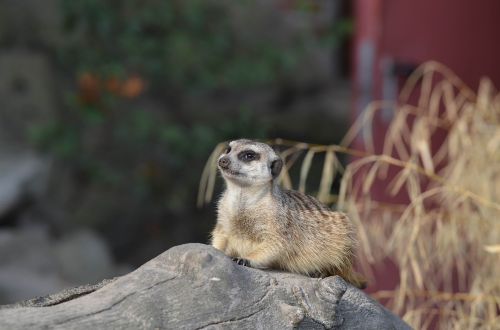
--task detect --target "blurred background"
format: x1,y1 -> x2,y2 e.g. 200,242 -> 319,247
0,0 -> 499,327
0,0 -> 353,303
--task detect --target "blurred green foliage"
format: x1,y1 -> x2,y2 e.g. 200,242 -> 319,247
28,0 -> 350,255
59,0 -> 313,90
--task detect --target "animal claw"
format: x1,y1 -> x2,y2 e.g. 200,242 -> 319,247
232,257 -> 251,267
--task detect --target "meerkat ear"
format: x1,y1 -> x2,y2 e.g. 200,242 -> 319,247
270,158 -> 283,179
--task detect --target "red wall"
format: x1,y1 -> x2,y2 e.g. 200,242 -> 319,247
381,0 -> 500,88
355,0 -> 500,102
353,0 -> 500,294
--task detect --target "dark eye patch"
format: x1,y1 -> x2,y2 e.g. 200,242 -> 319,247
225,146 -> 231,154
238,149 -> 260,162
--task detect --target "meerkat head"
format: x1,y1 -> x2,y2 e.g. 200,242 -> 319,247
217,139 -> 283,187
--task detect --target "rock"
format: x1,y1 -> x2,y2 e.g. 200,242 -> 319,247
0,151 -> 49,218
0,226 -> 70,303
54,230 -> 116,284
0,243 -> 410,329
0,0 -> 63,47
0,51 -> 57,144
0,227 -> 128,304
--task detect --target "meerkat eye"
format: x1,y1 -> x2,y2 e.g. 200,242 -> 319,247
225,146 -> 231,154
238,150 -> 259,162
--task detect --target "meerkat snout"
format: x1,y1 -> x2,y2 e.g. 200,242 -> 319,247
218,156 -> 230,169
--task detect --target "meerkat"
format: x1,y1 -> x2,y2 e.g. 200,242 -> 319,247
210,139 -> 366,289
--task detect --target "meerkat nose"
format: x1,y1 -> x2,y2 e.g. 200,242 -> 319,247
218,156 -> 231,169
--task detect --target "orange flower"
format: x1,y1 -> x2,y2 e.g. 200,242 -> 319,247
105,76 -> 121,95
78,72 -> 101,104
120,76 -> 145,99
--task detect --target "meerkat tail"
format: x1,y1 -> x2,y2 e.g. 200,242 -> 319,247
341,269 -> 367,289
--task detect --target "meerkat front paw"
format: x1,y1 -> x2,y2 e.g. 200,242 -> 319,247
232,257 -> 251,267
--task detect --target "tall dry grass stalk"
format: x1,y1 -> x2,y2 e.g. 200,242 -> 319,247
198,62 -> 500,329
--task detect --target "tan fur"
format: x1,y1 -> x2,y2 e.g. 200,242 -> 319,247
211,139 -> 366,289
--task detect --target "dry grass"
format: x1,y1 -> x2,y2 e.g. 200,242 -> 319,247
198,61 -> 500,329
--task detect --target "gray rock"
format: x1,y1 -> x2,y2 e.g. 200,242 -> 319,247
0,243 -> 411,329
54,230 -> 116,284
0,227 -> 127,304
0,0 -> 63,47
0,227 -> 70,303
0,51 -> 57,144
0,151 -> 49,217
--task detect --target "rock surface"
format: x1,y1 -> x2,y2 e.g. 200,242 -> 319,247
0,150 -> 49,217
0,227 -> 128,304
0,244 -> 410,329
